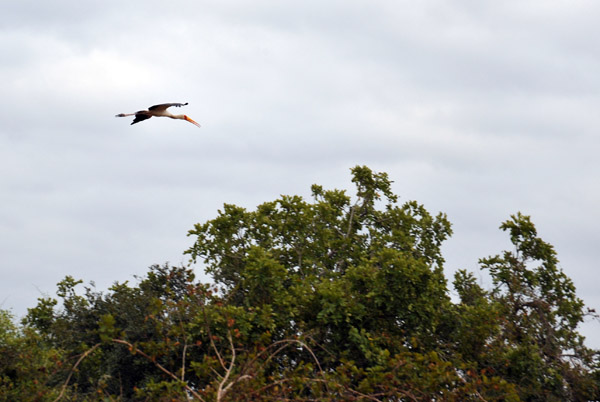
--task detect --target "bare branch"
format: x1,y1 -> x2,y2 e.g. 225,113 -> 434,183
217,331 -> 239,402
53,343 -> 101,402
181,342 -> 188,381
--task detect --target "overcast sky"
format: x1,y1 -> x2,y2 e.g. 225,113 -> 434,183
2,1 -> 599,347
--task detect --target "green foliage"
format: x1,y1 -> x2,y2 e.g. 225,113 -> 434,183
2,166 -> 598,401
477,213 -> 599,401
0,309 -> 63,400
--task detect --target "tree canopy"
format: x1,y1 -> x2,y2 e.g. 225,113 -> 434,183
2,166 -> 598,401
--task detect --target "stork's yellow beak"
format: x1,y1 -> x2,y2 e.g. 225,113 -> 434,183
184,115 -> 201,127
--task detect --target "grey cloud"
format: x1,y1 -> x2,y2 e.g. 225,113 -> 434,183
1,0 -> 599,347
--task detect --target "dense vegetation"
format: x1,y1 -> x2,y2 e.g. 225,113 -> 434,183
1,166 -> 598,401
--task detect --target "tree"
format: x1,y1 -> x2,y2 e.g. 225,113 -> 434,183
476,213 -> 599,401
186,166 -> 454,358
10,166 -> 598,401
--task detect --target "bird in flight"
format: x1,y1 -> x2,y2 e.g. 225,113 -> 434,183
116,103 -> 201,127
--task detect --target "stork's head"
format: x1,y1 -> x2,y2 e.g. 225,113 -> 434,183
184,115 -> 201,128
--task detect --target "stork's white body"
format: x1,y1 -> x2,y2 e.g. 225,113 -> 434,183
116,102 -> 200,127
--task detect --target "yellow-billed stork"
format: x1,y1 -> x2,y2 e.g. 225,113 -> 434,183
116,102 -> 200,127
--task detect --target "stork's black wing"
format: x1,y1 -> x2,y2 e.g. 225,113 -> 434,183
131,111 -> 152,125
148,103 -> 188,112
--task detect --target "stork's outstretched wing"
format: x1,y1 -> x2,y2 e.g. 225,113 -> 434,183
148,103 -> 189,112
